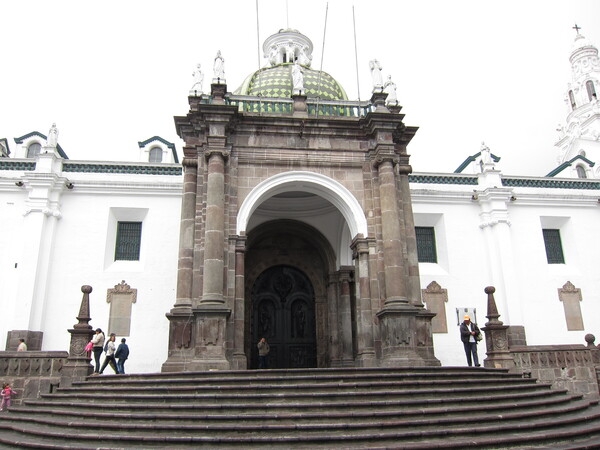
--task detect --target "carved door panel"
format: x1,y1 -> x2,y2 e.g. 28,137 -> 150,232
251,266 -> 316,369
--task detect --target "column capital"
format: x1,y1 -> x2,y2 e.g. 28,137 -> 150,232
204,148 -> 230,162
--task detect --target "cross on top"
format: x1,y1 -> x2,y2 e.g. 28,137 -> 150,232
573,23 -> 582,35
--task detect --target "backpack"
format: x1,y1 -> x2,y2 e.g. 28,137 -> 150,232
104,341 -> 109,352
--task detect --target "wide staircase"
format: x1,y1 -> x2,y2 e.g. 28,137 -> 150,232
1,367 -> 600,449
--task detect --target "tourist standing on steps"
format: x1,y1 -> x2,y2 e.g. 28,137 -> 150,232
460,315 -> 481,367
257,337 -> 270,369
115,338 -> 130,374
99,333 -> 118,374
90,328 -> 105,374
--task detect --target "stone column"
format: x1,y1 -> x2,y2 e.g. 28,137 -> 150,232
373,153 -> 436,366
231,236 -> 247,369
351,236 -> 376,366
174,157 -> 198,311
201,150 -> 227,305
61,285 -> 95,387
376,157 -> 408,305
189,148 -> 231,370
162,157 -> 197,372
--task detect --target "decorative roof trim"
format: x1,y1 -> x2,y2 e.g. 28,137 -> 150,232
14,131 -> 68,159
545,154 -> 595,177
0,160 -> 36,171
409,174 -> 478,185
501,177 -> 600,189
63,162 -> 182,176
137,136 -> 179,164
454,151 -> 501,173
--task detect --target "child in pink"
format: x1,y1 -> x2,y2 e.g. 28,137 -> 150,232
0,383 -> 15,411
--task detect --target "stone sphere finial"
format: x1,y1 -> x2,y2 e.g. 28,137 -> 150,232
484,286 -> 495,294
585,333 -> 596,346
81,285 -> 93,294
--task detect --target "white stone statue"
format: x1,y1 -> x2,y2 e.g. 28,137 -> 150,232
480,142 -> 492,165
213,50 -> 225,82
383,75 -> 398,105
191,63 -> 204,94
46,123 -> 58,148
292,62 -> 304,95
369,59 -> 383,91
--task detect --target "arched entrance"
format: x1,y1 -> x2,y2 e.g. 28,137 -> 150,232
250,265 -> 317,369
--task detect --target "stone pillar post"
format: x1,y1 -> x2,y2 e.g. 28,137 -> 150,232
231,236 -> 247,369
351,236 -> 376,366
481,286 -> 515,370
61,285 -> 95,387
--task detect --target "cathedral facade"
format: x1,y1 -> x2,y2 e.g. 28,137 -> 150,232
1,28 -> 599,373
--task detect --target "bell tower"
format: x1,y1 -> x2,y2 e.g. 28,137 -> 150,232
554,25 -> 600,178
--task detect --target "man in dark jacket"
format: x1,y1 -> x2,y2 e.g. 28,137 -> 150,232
459,315 -> 481,367
115,338 -> 130,374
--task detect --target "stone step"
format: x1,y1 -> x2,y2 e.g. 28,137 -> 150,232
1,403 -> 600,449
1,367 -> 599,448
9,392 -> 585,424
24,387 -> 576,414
75,366 -> 516,385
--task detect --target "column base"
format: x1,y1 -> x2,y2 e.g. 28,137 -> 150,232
376,304 -> 440,367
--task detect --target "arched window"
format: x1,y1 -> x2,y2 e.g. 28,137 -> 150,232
149,147 -> 163,163
576,165 -> 587,178
586,80 -> 597,102
27,143 -> 41,158
568,90 -> 576,110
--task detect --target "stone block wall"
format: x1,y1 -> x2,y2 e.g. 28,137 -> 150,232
0,351 -> 68,405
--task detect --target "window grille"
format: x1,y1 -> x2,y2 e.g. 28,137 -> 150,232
415,226 -> 437,263
115,221 -> 142,261
542,229 -> 565,264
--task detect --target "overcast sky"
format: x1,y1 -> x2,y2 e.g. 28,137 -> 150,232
2,0 -> 599,175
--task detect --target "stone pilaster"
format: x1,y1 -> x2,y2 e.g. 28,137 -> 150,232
351,236 -> 376,367
339,268 -> 355,367
231,236 -> 247,369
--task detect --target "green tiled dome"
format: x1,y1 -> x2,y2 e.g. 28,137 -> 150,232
235,63 -> 348,101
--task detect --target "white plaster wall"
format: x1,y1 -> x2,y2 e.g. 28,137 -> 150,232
413,183 -> 600,367
0,168 -> 182,373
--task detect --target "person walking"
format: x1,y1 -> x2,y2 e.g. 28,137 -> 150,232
0,383 -> 16,411
99,333 -> 118,374
90,328 -> 105,374
460,315 -> 481,367
257,337 -> 270,369
115,338 -> 130,374
17,339 -> 27,352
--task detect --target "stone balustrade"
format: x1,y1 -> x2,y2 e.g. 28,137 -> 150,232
0,351 -> 68,405
510,344 -> 599,399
